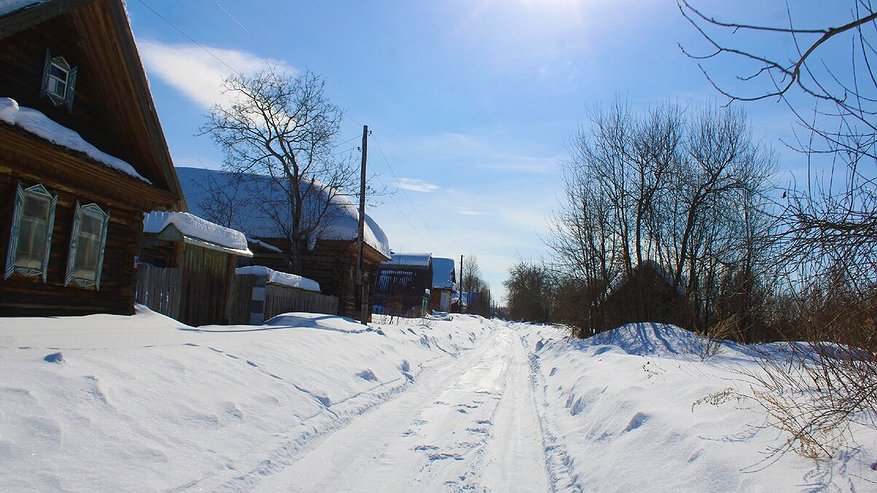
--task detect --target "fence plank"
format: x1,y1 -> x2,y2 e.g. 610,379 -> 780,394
135,264 -> 181,320
229,274 -> 339,324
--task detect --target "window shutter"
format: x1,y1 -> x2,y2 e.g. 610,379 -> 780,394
3,184 -> 25,280
39,49 -> 51,99
64,201 -> 82,287
65,66 -> 77,112
93,208 -> 109,290
42,192 -> 58,282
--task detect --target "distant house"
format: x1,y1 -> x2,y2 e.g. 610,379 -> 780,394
599,260 -> 689,331
429,257 -> 456,313
374,253 -> 432,317
0,0 -> 184,316
175,167 -> 391,320
139,211 -> 252,326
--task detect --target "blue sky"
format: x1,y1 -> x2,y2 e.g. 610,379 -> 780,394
125,0 -> 835,303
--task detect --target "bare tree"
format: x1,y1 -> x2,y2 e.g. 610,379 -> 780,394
200,68 -> 357,273
679,0 -> 877,291
550,100 -> 774,335
504,261 -> 554,323
680,0 -> 877,459
460,256 -> 492,316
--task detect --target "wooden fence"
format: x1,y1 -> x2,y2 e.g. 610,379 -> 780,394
227,274 -> 339,324
135,264 -> 182,320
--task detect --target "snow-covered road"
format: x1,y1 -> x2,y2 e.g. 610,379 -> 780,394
260,320 -> 549,492
5,310 -> 874,492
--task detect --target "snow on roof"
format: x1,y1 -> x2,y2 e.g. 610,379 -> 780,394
384,253 -> 431,267
143,211 -> 252,257
235,265 -> 320,293
0,0 -> 45,17
246,236 -> 283,254
0,97 -> 150,183
431,257 -> 456,289
175,167 -> 391,258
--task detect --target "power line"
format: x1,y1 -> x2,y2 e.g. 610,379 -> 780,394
372,174 -> 434,247
136,0 -> 241,75
370,135 -> 453,254
211,0 -> 271,52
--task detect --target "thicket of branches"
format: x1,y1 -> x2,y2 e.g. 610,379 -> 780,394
535,101 -> 777,339
460,256 -> 492,317
675,0 -> 877,460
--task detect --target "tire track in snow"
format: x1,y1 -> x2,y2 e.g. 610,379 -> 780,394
526,330 -> 586,493
252,323 -> 548,492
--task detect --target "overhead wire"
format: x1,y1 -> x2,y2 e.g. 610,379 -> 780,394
370,135 -> 453,254
136,0 -> 241,75
136,2 -> 448,255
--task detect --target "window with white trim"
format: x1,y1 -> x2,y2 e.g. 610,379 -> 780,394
65,202 -> 109,289
4,183 -> 57,281
40,49 -> 78,111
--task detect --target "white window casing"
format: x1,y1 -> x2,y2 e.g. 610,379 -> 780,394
4,183 -> 57,282
40,49 -> 77,112
65,202 -> 109,289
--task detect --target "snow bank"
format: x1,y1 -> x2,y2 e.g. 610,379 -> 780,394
0,308 -> 489,491
584,322 -> 707,356
0,97 -> 149,183
521,322 -> 877,492
235,265 -> 320,293
143,211 -> 252,256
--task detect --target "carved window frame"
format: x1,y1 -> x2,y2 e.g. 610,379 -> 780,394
64,202 -> 109,289
4,183 -> 57,282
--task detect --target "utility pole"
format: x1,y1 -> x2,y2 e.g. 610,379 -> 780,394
356,125 -> 368,323
459,254 -> 464,314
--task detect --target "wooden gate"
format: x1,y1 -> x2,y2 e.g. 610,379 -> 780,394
134,263 -> 181,319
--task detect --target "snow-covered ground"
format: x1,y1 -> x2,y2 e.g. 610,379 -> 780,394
1,310 -> 874,492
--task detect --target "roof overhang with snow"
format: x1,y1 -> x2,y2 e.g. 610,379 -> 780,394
384,253 -> 432,268
144,211 -> 253,258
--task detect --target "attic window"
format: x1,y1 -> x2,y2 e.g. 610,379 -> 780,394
40,50 -> 78,111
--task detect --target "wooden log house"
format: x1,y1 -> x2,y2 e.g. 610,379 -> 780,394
0,0 -> 184,315
175,166 -> 392,321
374,253 -> 433,317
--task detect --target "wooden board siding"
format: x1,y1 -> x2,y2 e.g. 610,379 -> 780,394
0,0 -> 182,196
0,175 -> 143,316
374,265 -> 432,316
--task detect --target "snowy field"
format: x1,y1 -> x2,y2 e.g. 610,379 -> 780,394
1,308 -> 875,492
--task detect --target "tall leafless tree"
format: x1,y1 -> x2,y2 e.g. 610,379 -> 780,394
680,0 -> 877,458
200,67 -> 357,273
550,100 -> 774,334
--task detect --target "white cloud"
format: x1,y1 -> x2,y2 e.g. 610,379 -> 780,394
137,39 -> 293,109
396,178 -> 439,193
385,131 -> 560,175
454,206 -> 488,216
